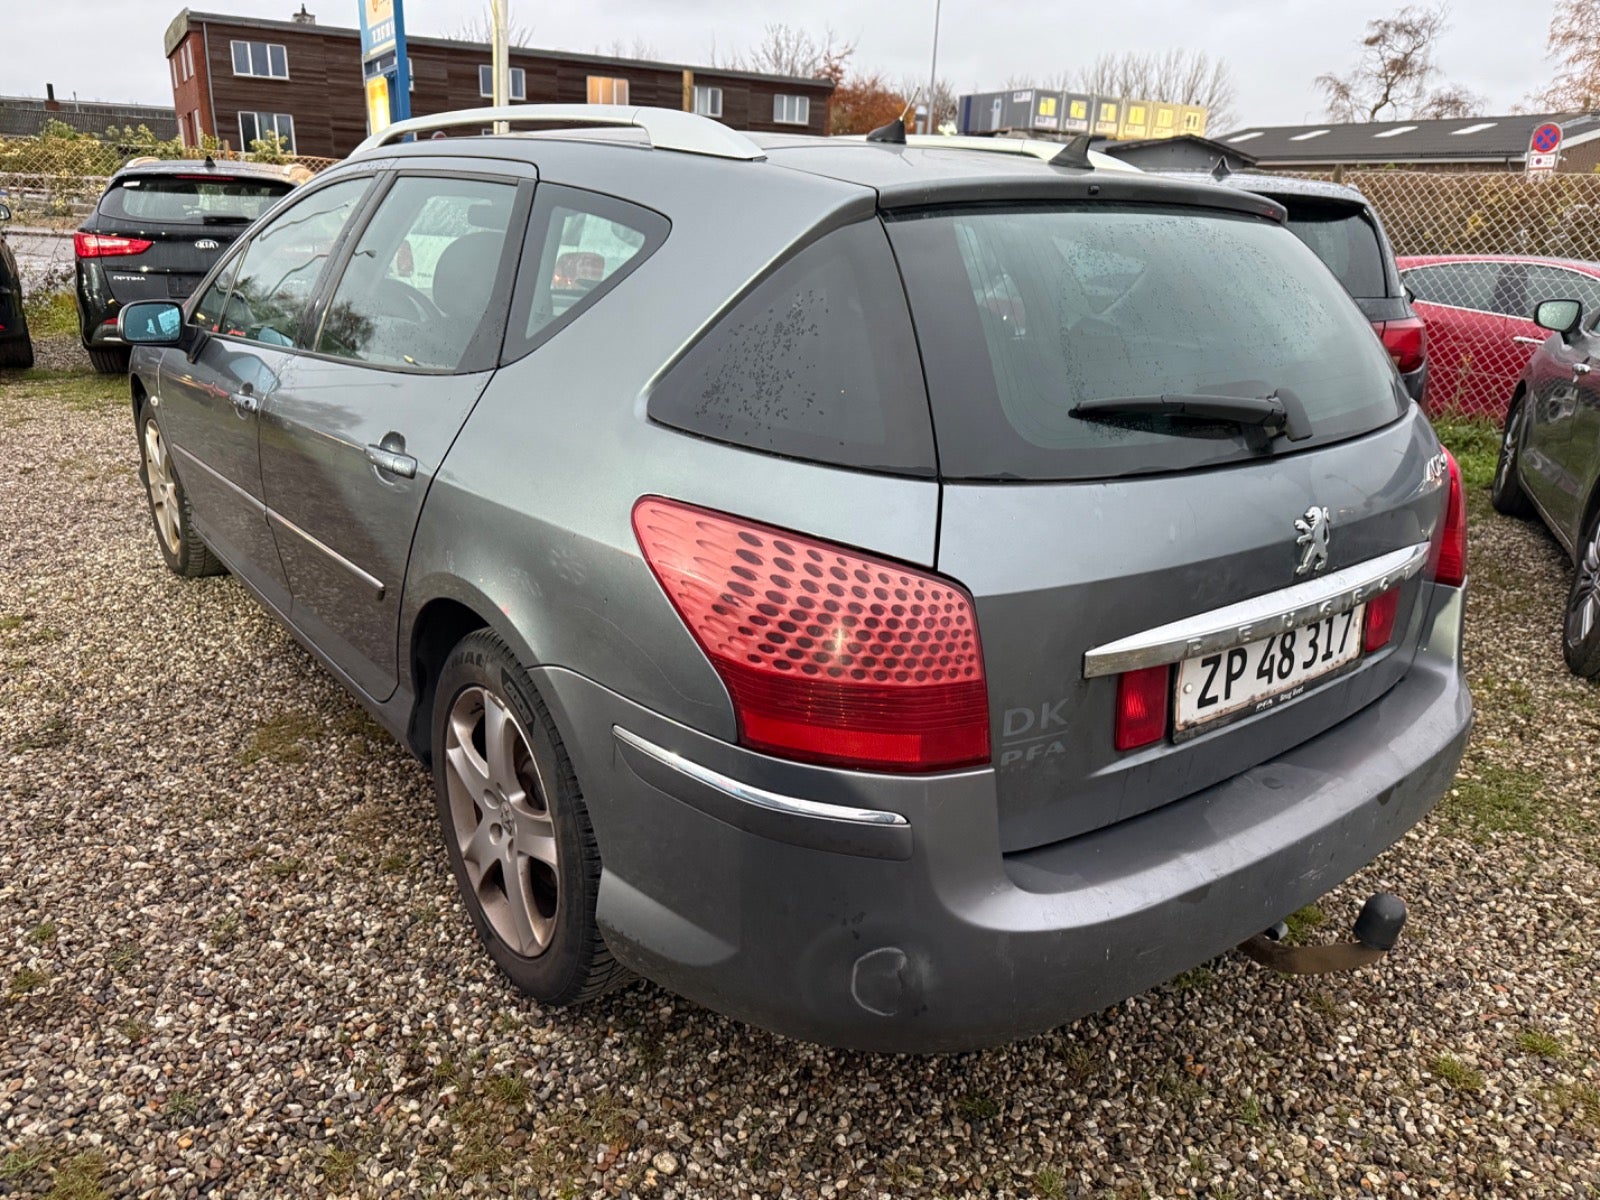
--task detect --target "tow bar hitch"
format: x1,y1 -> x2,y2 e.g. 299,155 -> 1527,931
1238,892 -> 1407,975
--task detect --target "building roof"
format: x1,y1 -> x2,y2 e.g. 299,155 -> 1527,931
164,9 -> 836,91
0,95 -> 177,140
1215,113 -> 1600,165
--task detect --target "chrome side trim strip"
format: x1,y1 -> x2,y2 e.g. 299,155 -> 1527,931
1083,541 -> 1432,678
612,726 -> 910,828
266,510 -> 386,602
169,443 -> 265,515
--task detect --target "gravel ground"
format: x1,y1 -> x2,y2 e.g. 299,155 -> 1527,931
1,372 -> 1598,1200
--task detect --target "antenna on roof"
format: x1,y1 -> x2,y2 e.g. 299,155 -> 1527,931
1211,156 -> 1232,181
1046,134 -> 1093,170
866,90 -> 918,145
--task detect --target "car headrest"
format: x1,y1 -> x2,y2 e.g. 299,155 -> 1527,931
431,232 -> 503,319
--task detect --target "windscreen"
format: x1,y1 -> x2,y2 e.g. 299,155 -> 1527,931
100,176 -> 292,224
887,204 -> 1405,481
1281,200 -> 1388,298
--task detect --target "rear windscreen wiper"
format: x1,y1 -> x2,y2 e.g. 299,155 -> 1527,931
1070,390 -> 1313,444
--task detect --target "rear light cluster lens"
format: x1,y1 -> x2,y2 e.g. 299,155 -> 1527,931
1114,665 -> 1171,751
1363,588 -> 1401,652
632,497 -> 990,772
74,232 -> 153,258
1375,317 -> 1427,374
1429,448 -> 1468,587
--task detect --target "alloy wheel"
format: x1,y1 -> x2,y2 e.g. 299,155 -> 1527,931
1495,404 -> 1521,498
1569,526 -> 1600,648
443,685 -> 560,957
143,419 -> 181,555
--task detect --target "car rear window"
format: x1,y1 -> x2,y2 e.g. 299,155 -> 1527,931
1279,200 -> 1387,298
886,203 -> 1405,482
646,220 -> 936,477
100,175 -> 292,225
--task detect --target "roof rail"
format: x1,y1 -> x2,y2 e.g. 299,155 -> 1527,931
352,104 -> 766,161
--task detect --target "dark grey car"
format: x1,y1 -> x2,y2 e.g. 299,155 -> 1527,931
1492,296 -> 1600,677
116,107 -> 1472,1052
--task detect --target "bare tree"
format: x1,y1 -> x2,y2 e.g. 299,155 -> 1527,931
1316,4 -> 1480,122
714,24 -> 853,84
1534,0 -> 1600,111
597,37 -> 658,60
1070,50 -> 1237,132
895,76 -> 957,133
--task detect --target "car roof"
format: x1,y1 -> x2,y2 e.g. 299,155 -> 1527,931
109,157 -> 304,185
359,127 -> 1289,221
1396,253 -> 1600,275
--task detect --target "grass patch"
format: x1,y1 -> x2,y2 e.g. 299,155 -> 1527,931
1429,1053 -> 1485,1093
954,1090 -> 1000,1122
1516,1028 -> 1566,1060
1284,904 -> 1327,943
23,289 -> 79,338
1472,671 -> 1539,722
1236,1094 -> 1263,1127
117,1017 -> 151,1042
450,1102 -> 515,1177
27,921 -> 57,944
1548,1082 -> 1600,1131
43,1151 -> 107,1200
8,968 -> 48,996
1032,1167 -> 1068,1199
166,1090 -> 199,1121
1432,417 -> 1499,491
1,1143 -> 48,1182
487,1074 -> 530,1108
108,944 -> 141,974
1169,965 -> 1214,991
1443,761 -> 1545,839
210,912 -> 241,947
240,709 -> 321,766
264,857 -> 302,880
11,714 -> 70,753
0,614 -> 29,633
323,1146 -> 359,1189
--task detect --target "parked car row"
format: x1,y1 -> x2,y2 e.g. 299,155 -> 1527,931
113,108 -> 1472,1051
0,201 -> 34,369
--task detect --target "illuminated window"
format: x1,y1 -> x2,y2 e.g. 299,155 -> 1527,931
587,76 -> 630,105
1099,102 -> 1118,123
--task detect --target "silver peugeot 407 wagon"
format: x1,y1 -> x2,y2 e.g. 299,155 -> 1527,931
116,106 -> 1473,1052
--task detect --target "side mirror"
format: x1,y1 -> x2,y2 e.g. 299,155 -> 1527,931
0,202 -> 11,221
1534,298 -> 1582,337
117,300 -> 185,345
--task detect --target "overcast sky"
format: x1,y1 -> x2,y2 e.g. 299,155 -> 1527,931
0,0 -> 1556,131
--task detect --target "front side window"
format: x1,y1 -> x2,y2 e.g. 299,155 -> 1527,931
315,176 -> 519,372
231,40 -> 288,78
647,220 -> 936,475
587,76 -> 629,105
191,254 -> 243,332
888,203 -> 1403,481
505,184 -> 668,358
773,94 -> 810,125
215,177 -> 370,347
238,112 -> 296,154
1523,264 -> 1600,321
478,65 -> 526,100
693,86 -> 723,118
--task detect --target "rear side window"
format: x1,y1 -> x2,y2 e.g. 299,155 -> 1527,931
887,204 -> 1403,482
646,220 -> 936,477
1402,262 -> 1501,313
1280,201 -> 1387,298
504,184 -> 668,359
100,175 -> 291,225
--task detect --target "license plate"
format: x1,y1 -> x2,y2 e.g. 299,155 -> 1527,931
1173,605 -> 1365,736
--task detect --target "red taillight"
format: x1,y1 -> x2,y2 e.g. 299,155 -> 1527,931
1429,448 -> 1468,587
75,232 -> 153,258
1363,588 -> 1401,652
1376,317 -> 1427,374
632,497 -> 990,772
1114,664 -> 1170,752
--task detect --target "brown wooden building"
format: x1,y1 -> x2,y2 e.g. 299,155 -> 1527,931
162,8 -> 835,160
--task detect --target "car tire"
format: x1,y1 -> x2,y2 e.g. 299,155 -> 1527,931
1490,395 -> 1535,518
88,346 -> 129,374
137,405 -> 223,578
0,335 -> 32,370
431,629 -> 629,1006
1563,508 -> 1600,679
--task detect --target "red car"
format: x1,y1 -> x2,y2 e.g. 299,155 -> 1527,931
1398,253 -> 1600,421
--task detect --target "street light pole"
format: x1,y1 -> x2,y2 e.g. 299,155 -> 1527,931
925,0 -> 942,134
491,0 -> 510,132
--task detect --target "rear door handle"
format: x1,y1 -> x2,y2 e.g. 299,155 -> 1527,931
365,444 -> 417,478
231,382 -> 258,415
1512,336 -> 1543,346
1574,362 -> 1592,376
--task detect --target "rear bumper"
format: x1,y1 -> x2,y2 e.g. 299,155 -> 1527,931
537,583 -> 1470,1053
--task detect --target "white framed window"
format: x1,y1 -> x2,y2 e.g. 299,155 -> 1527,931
171,57 -> 180,89
231,40 -> 289,79
478,65 -> 526,100
587,76 -> 629,105
773,94 -> 810,126
693,85 -> 723,118
238,111 -> 296,154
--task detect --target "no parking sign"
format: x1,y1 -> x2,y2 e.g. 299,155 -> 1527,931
1528,122 -> 1562,176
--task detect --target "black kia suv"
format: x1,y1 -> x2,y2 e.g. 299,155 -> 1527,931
75,158 -> 299,373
